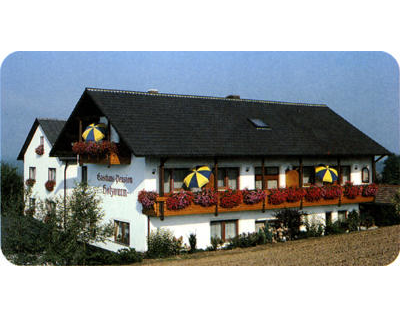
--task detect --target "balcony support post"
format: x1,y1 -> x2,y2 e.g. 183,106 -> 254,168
159,157 -> 166,221
262,157 -> 265,212
214,157 -> 218,217
299,157 -> 303,210
372,155 -> 376,183
337,157 -> 342,206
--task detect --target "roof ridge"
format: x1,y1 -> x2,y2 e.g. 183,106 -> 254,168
37,117 -> 67,122
85,87 -> 327,107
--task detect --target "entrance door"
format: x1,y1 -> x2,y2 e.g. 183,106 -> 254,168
285,170 -> 299,188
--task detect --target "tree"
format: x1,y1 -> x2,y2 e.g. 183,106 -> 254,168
1,162 -> 24,217
381,155 -> 400,184
37,183 -> 114,265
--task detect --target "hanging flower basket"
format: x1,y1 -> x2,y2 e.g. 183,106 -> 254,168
362,183 -> 378,197
45,180 -> 56,192
138,190 -> 159,210
35,144 -> 44,155
25,178 -> 36,187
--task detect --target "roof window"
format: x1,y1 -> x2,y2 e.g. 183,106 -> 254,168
248,118 -> 271,130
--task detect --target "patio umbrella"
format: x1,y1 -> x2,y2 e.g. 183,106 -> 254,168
183,166 -> 212,188
315,165 -> 338,183
82,123 -> 106,142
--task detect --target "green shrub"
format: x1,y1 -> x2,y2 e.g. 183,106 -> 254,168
116,248 -> 143,264
209,236 -> 223,251
147,229 -> 183,258
274,209 -> 304,240
324,221 -> 346,235
188,233 -> 197,253
346,211 -> 361,232
302,220 -> 324,238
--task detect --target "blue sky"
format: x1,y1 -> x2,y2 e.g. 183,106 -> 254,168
1,51 -> 399,165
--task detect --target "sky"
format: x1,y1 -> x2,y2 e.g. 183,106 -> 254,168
1,51 -> 399,166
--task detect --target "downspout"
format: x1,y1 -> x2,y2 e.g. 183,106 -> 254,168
64,160 -> 69,229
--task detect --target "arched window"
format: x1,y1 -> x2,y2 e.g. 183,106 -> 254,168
362,167 -> 370,183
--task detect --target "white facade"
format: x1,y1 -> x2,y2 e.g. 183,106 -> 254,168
23,124 -> 373,253
23,125 -> 78,204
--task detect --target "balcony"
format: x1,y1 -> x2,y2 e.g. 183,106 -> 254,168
73,141 -> 131,165
141,190 -> 375,218
78,152 -> 131,165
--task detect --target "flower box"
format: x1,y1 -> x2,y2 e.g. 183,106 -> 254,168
25,178 -> 36,187
45,180 -> 56,192
35,144 -> 44,155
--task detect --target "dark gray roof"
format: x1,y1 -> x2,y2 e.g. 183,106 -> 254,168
374,185 -> 400,204
50,88 -> 391,158
17,118 -> 66,160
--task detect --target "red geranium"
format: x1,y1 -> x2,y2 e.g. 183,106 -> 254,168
304,185 -> 324,202
194,188 -> 218,207
362,183 -> 378,197
242,189 -> 267,204
45,180 -> 56,192
25,178 -> 36,187
285,187 -> 306,203
219,189 -> 242,208
166,190 -> 194,210
35,144 -> 44,155
343,181 -> 361,199
323,185 -> 342,200
138,190 -> 159,209
268,189 -> 287,205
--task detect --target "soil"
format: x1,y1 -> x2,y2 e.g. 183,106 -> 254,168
135,225 -> 400,266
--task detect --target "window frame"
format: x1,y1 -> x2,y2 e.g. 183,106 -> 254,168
40,136 -> 44,146
48,168 -> 56,182
255,166 -> 280,189
361,167 -> 370,183
164,168 -> 189,193
215,167 -> 240,191
114,220 -> 130,246
325,211 -> 332,224
210,219 -> 239,242
338,210 -> 348,221
29,166 -> 36,180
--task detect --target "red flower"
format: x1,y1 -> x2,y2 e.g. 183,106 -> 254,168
35,144 -> 44,155
323,185 -> 342,200
138,190 -> 159,209
362,183 -> 378,197
25,178 -> 36,187
343,181 -> 361,199
45,180 -> 56,192
304,185 -> 324,202
72,141 -> 118,156
268,189 -> 287,205
166,190 -> 194,210
219,189 -> 242,208
285,187 -> 306,202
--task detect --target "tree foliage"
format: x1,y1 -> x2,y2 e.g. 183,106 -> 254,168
382,155 -> 400,184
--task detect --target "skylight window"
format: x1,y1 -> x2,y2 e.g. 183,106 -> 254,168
248,118 -> 270,130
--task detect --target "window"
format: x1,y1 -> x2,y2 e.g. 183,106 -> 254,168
338,210 -> 347,222
255,167 -> 279,189
362,167 -> 370,183
48,168 -> 56,182
114,220 -> 130,246
216,167 -> 239,190
46,200 -> 56,212
164,168 -> 188,193
302,166 -> 315,186
210,220 -> 238,242
81,166 -> 87,184
325,212 -> 332,224
341,166 -> 351,184
255,220 -> 266,232
248,118 -> 270,129
29,167 -> 36,180
40,136 -> 44,146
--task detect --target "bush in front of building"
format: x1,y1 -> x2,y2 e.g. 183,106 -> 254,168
146,228 -> 183,258
274,208 -> 304,240
188,233 -> 197,253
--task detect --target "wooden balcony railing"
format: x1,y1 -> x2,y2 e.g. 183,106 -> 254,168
141,191 -> 375,218
78,152 -> 131,165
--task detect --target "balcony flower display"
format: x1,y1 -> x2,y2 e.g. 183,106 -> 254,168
343,181 -> 361,199
72,141 -> 118,156
268,189 -> 287,205
45,180 -> 56,192
219,189 -> 242,208
362,183 -> 378,197
304,185 -> 324,202
138,190 -> 159,209
35,144 -> 44,155
193,188 -> 218,207
242,189 -> 267,204
323,185 -> 342,200
285,187 -> 306,203
166,190 -> 194,210
25,178 -> 36,187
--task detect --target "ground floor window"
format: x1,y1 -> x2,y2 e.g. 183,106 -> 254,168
48,168 -> 56,182
325,211 -> 332,224
114,220 -> 130,246
255,220 -> 267,232
338,210 -> 347,222
81,166 -> 87,184
210,220 -> 238,241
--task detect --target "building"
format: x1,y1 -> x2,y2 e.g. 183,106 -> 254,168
17,118 -> 78,211
19,88 -> 391,252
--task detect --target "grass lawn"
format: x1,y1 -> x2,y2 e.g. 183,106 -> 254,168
134,224 -> 400,266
